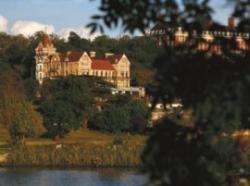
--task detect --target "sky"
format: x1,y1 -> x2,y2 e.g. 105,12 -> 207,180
0,0 -> 234,39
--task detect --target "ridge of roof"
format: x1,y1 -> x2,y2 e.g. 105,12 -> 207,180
59,51 -> 84,62
91,59 -> 115,71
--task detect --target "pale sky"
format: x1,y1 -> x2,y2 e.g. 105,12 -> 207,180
0,0 -> 234,39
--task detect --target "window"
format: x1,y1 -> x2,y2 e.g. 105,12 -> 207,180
39,73 -> 42,80
121,72 -> 124,77
126,72 -> 129,77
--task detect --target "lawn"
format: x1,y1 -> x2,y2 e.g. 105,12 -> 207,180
0,126 -> 146,146
25,128 -> 146,147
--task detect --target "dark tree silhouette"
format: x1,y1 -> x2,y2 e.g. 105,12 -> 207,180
89,0 -> 250,185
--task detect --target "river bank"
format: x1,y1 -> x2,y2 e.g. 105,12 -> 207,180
0,143 -> 143,168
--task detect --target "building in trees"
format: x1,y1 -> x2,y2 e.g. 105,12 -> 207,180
35,34 -> 131,88
150,17 -> 249,53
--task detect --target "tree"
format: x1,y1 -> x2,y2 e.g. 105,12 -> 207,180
126,99 -> 150,134
89,96 -> 150,134
68,31 -> 92,50
10,102 -> 45,144
89,105 -> 130,133
142,119 -> 235,186
231,0 -> 250,31
40,76 -> 94,137
89,0 -> 250,185
40,100 -> 76,137
0,71 -> 26,127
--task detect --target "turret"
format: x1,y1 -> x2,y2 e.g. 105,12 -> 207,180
35,34 -> 56,84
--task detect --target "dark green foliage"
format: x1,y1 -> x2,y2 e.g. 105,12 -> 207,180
40,100 -> 76,137
127,100 -> 150,134
68,31 -> 92,51
0,61 -> 11,72
87,0 -> 179,33
142,119 -> 235,186
89,0 -> 250,185
230,0 -> 250,31
89,96 -> 150,134
91,105 -> 131,133
23,78 -> 39,101
40,76 -> 93,137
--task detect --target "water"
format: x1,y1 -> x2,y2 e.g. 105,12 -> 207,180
0,168 -> 147,186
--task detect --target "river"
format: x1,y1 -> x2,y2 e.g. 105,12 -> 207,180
0,168 -> 147,186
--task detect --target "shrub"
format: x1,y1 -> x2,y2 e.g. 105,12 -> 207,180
89,98 -> 150,134
10,102 -> 46,143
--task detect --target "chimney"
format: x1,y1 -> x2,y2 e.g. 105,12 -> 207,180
89,51 -> 96,58
105,52 -> 114,58
228,16 -> 236,29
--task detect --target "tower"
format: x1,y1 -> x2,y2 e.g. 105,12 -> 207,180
35,34 -> 56,84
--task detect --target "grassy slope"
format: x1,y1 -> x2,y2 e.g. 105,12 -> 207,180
0,127 -> 146,147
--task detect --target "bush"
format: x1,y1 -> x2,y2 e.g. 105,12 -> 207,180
90,105 -> 131,133
89,97 -> 150,134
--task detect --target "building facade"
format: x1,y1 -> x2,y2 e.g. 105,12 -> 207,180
35,35 -> 130,88
150,17 -> 249,54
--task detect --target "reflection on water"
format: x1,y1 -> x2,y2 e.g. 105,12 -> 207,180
0,167 -> 147,186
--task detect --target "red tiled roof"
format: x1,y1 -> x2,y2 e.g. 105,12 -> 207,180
106,54 -> 123,63
42,34 -> 52,46
91,59 -> 115,70
59,51 -> 84,62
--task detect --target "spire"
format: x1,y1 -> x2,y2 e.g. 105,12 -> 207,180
41,34 -> 52,47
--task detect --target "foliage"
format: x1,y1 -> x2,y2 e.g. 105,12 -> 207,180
90,105 -> 131,133
127,99 -> 150,134
40,76 -> 93,137
89,96 -> 150,134
0,71 -> 44,138
0,71 -> 45,142
10,102 -> 45,143
40,100 -> 76,138
142,119 -> 235,186
23,77 -> 39,101
231,0 -> 250,31
89,0 -> 250,185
